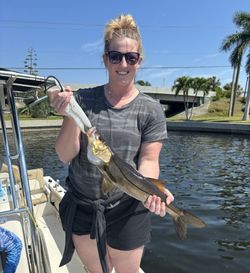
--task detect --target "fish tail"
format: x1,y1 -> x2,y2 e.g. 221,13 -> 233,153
173,210 -> 206,240
182,209 -> 206,228
173,215 -> 187,240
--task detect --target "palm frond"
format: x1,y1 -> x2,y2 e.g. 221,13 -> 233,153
229,45 -> 243,66
234,11 -> 250,30
220,33 -> 242,51
172,76 -> 191,95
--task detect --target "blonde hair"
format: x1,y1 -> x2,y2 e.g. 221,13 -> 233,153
104,14 -> 143,57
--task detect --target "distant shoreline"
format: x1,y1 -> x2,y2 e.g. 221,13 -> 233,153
1,119 -> 250,135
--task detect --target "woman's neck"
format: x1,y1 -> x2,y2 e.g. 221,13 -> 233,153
104,83 -> 139,108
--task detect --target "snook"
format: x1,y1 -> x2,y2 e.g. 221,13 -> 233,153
86,128 -> 206,240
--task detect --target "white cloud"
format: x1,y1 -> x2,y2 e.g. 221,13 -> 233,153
192,52 -> 219,63
81,39 -> 103,54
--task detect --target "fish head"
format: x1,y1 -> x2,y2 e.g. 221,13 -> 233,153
86,127 -> 112,166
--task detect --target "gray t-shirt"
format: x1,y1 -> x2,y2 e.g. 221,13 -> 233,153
67,85 -> 167,200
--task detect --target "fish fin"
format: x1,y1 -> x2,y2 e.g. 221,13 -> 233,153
102,176 -> 117,194
173,210 -> 206,240
173,216 -> 187,240
146,177 -> 166,192
182,209 -> 206,228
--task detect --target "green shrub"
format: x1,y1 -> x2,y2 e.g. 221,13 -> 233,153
212,87 -> 226,101
29,97 -> 52,118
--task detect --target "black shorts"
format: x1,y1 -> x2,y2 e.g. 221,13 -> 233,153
59,193 -> 151,251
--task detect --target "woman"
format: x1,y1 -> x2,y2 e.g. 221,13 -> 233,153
50,14 -> 174,273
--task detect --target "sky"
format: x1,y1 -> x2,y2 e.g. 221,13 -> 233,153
1,0 -> 249,90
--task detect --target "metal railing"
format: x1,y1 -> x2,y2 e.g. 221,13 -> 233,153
0,70 -> 55,273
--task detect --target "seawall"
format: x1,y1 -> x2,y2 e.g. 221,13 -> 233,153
167,120 -> 250,135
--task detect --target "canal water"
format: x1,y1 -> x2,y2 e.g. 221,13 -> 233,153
1,129 -> 250,273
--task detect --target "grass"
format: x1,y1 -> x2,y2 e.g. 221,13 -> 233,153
3,114 -> 63,121
168,98 -> 250,123
19,115 -> 63,120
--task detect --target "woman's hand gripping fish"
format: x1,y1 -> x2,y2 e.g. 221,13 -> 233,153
63,94 -> 206,240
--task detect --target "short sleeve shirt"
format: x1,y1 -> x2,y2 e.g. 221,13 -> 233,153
67,85 -> 167,200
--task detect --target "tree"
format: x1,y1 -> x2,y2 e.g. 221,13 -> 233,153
242,75 -> 250,120
135,80 -> 151,86
172,76 -> 192,120
208,76 -> 221,90
223,82 -> 243,98
172,76 -> 215,120
24,48 -> 38,75
221,11 -> 250,119
188,77 -> 207,119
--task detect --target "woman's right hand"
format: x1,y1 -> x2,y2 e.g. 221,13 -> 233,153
48,86 -> 73,115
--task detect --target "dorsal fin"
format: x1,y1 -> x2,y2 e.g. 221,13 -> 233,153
146,177 -> 166,192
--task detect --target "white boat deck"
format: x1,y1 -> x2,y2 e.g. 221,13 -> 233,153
0,173 -> 145,273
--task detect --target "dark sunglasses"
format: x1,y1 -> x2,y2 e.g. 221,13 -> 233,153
106,51 -> 140,65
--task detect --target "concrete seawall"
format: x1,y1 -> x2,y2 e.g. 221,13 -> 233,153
167,120 -> 250,135
1,119 -> 250,135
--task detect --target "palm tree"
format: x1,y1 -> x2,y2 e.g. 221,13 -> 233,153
172,76 -> 192,120
172,76 -> 217,120
221,11 -> 250,119
242,72 -> 250,120
135,80 -> 151,86
188,77 -> 207,119
208,76 -> 221,90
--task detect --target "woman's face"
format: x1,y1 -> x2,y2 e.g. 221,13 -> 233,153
104,37 -> 142,87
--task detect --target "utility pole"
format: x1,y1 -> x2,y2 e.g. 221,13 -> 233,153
24,48 -> 38,75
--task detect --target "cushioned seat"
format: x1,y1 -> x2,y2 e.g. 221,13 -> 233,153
1,163 -> 48,206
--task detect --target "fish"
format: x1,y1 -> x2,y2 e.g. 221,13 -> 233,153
86,127 -> 206,240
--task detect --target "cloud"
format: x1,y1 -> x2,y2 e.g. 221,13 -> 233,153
206,53 -> 219,58
147,69 -> 179,79
138,64 -> 179,80
217,68 -> 232,77
81,39 -> 103,54
192,52 -> 219,63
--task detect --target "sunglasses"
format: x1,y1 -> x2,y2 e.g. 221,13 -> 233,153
106,51 -> 140,65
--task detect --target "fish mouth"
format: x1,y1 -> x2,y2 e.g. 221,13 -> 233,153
86,127 -> 112,165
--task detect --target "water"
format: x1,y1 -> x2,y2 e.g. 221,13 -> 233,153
1,130 -> 250,273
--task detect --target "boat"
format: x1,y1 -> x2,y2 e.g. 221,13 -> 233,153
0,69 -> 145,273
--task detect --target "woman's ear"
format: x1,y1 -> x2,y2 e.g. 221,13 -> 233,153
136,57 -> 143,69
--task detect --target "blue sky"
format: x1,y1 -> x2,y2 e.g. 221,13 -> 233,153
1,0 -> 249,89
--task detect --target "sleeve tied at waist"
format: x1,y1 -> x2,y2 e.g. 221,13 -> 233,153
60,192 -> 117,273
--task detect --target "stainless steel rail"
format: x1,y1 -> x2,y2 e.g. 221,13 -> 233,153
0,69 -> 55,273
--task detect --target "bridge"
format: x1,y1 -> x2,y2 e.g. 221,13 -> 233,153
67,83 -> 216,116
136,85 -> 215,115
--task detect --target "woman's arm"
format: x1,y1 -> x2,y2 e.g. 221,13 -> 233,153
138,141 -> 174,217
49,87 -> 81,164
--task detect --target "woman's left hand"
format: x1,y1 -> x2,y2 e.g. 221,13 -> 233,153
143,188 -> 174,217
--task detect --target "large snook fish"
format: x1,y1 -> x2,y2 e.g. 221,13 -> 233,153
86,128 -> 206,240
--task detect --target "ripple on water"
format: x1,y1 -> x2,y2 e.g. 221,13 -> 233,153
1,130 -> 250,273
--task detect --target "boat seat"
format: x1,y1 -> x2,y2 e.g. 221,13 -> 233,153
26,168 -> 48,205
1,163 -> 48,206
